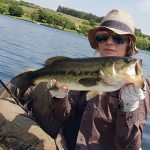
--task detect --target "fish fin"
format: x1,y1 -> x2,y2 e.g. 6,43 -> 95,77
79,78 -> 98,87
10,71 -> 34,88
86,90 -> 99,101
44,56 -> 72,66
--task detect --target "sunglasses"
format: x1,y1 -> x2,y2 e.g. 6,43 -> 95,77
95,30 -> 128,44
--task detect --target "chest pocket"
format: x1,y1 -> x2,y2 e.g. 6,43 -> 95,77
96,93 -> 121,120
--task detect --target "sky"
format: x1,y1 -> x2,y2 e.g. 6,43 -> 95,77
24,0 -> 150,35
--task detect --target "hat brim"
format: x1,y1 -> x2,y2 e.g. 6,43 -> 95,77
88,26 -> 138,55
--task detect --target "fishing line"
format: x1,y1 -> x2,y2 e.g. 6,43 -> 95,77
0,79 -> 24,108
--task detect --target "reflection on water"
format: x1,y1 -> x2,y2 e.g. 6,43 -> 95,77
0,15 -> 150,149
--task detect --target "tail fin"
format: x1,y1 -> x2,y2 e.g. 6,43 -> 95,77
10,71 -> 34,88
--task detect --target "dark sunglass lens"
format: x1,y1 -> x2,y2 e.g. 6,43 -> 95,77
113,35 -> 127,44
96,31 -> 109,43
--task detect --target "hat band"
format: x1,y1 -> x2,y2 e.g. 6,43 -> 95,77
101,20 -> 134,34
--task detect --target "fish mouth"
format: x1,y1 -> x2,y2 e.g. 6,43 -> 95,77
135,59 -> 142,75
124,57 -> 142,75
134,59 -> 144,88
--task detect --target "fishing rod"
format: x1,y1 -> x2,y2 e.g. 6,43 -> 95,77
0,79 -> 24,108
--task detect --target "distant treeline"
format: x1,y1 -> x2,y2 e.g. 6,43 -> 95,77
135,29 -> 150,50
0,0 -> 39,8
57,5 -> 150,51
57,5 -> 103,23
0,0 -> 150,51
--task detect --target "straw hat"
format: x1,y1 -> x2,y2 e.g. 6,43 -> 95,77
88,9 -> 138,55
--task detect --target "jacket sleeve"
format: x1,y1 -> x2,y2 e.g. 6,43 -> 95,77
26,82 -> 87,138
44,90 -> 88,122
145,78 -> 150,110
114,78 -> 150,150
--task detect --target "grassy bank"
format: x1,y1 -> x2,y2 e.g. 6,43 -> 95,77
0,0 -> 150,51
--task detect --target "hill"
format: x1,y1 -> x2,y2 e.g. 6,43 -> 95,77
0,0 -> 150,51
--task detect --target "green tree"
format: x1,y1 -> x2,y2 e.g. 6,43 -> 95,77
46,13 -> 54,24
79,25 -> 92,35
137,37 -> 150,50
0,0 -> 5,3
57,5 -> 62,12
30,11 -> 39,21
57,6 -> 102,23
0,3 -> 8,14
8,2 -> 23,17
62,17 -> 76,30
37,9 -> 48,23
135,28 -> 143,37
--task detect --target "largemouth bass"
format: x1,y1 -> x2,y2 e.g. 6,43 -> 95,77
11,56 -> 143,92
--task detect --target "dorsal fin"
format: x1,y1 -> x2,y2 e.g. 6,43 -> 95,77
44,56 -> 72,66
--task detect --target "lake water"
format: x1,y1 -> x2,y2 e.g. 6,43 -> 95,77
0,14 -> 150,149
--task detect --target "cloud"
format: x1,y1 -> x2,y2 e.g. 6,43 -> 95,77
138,0 -> 150,12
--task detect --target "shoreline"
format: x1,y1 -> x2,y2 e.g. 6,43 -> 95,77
1,14 -> 149,52
4,14 -> 84,36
